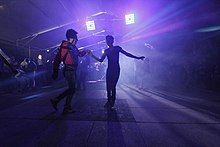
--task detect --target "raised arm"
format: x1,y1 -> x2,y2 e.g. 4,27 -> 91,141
120,47 -> 145,60
78,49 -> 87,57
90,51 -> 106,62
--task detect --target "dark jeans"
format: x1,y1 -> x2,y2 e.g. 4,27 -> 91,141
76,71 -> 87,90
54,70 -> 76,110
106,67 -> 120,107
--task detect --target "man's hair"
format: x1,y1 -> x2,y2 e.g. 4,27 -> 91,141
106,35 -> 114,41
66,29 -> 78,40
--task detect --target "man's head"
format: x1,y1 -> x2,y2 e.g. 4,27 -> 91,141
66,29 -> 78,45
106,35 -> 114,46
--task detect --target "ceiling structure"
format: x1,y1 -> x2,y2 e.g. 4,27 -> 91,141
0,0 -> 219,50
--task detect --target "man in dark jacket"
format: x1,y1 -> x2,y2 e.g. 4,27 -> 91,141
50,29 -> 87,114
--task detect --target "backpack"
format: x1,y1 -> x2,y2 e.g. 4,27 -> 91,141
53,41 -> 74,71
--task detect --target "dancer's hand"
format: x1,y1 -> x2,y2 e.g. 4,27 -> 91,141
138,56 -> 145,60
87,50 -> 93,56
87,50 -> 92,55
145,57 -> 149,62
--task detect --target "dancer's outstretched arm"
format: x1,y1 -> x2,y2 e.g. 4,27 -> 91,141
90,51 -> 106,62
120,47 -> 145,60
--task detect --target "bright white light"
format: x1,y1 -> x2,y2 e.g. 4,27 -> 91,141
86,20 -> 96,31
46,49 -> 50,53
38,54 -> 42,60
46,60 -> 50,63
125,14 -> 135,25
102,49 -> 105,54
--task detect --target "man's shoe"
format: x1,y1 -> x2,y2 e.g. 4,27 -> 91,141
104,101 -> 111,108
62,109 -> 76,115
14,71 -> 21,78
50,99 -> 58,111
110,106 -> 116,111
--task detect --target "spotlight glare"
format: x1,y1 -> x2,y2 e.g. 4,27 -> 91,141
38,54 -> 42,60
86,20 -> 96,31
125,13 -> 135,25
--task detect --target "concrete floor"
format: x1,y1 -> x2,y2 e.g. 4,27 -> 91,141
0,82 -> 220,147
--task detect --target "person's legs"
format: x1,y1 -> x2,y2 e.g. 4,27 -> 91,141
50,87 -> 69,111
111,69 -> 120,107
110,80 -> 118,107
105,71 -> 112,107
52,89 -> 69,103
76,70 -> 81,90
63,70 -> 76,112
107,68 -> 120,108
106,70 -> 111,99
107,90 -> 111,101
111,88 -> 116,107
81,72 -> 87,90
51,70 -> 75,112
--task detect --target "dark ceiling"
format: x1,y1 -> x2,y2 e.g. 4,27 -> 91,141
0,0 -> 219,50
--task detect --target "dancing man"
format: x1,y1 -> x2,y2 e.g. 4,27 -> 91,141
90,35 -> 145,109
50,29 -> 87,114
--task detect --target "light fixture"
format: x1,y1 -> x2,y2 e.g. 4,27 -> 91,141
86,20 -> 96,31
38,54 -> 42,60
125,14 -> 135,25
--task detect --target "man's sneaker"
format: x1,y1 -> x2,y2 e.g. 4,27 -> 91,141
14,71 -> 21,78
104,101 -> 111,108
50,99 -> 58,111
110,106 -> 116,111
62,109 -> 76,115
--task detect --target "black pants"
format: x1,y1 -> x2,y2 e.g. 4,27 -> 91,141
106,67 -> 120,106
54,70 -> 76,110
76,71 -> 87,90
